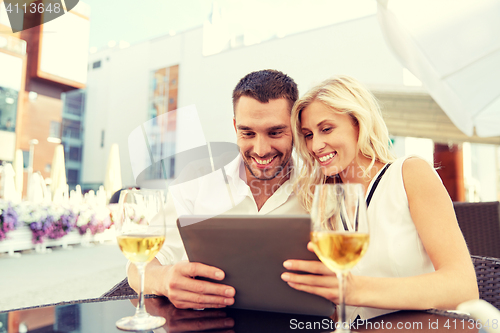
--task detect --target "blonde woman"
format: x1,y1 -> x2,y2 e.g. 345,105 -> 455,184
281,75 -> 478,320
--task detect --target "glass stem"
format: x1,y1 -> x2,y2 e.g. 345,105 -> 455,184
135,263 -> 148,318
337,270 -> 348,332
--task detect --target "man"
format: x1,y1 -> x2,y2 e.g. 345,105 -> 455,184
127,69 -> 305,309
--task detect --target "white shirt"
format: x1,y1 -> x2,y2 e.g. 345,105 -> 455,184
156,154 -> 306,265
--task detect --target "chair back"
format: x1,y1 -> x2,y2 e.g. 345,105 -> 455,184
472,255 -> 500,310
453,201 -> 500,258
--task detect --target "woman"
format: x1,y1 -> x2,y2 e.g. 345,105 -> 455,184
282,75 -> 478,320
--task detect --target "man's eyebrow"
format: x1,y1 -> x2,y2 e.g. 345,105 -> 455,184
267,125 -> 287,131
236,125 -> 253,130
236,125 -> 288,131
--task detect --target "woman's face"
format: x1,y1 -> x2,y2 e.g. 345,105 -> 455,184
300,100 -> 359,177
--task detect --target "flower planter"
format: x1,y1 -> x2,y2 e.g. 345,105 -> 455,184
45,230 -> 83,249
0,227 -> 33,255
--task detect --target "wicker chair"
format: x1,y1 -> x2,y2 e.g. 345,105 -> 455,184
471,255 -> 500,309
453,201 -> 500,258
101,278 -> 137,298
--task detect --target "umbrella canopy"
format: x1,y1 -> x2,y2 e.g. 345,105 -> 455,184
50,144 -> 67,201
27,172 -> 45,203
0,163 -> 17,201
377,0 -> 500,137
104,143 -> 122,200
12,149 -> 23,201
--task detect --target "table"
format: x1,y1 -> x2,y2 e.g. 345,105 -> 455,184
0,296 -> 489,332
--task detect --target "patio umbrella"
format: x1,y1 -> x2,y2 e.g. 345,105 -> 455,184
377,0 -> 500,137
12,149 -> 23,202
104,143 -> 122,200
0,163 -> 16,201
27,172 -> 45,203
50,144 -> 67,201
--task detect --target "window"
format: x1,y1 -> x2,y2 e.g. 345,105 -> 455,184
67,169 -> 79,184
22,150 -> 29,169
92,60 -> 101,69
0,86 -> 18,132
63,92 -> 85,116
62,119 -> 81,139
100,130 -> 105,148
68,146 -> 81,161
49,121 -> 61,139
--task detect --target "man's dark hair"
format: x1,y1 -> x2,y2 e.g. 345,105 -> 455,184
232,69 -> 298,114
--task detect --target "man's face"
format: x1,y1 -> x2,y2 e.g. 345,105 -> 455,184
233,96 -> 293,181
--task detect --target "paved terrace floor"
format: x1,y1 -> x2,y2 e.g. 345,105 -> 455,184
0,242 -> 129,312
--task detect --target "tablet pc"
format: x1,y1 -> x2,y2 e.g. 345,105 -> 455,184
176,215 -> 335,317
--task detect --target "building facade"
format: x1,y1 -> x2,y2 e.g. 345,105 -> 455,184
82,14 -> 500,201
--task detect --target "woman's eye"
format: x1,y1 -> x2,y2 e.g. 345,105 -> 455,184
303,133 -> 312,140
322,127 -> 332,133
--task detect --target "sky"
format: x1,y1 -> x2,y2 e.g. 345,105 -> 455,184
82,0 -> 377,51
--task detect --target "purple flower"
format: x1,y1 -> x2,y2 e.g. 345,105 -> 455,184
0,202 -> 20,241
48,210 -> 77,240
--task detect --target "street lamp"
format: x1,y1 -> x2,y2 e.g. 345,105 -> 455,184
27,139 -> 39,199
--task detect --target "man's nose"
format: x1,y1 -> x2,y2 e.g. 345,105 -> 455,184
253,135 -> 272,157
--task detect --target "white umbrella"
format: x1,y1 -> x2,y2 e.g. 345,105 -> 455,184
12,149 -> 24,202
104,143 -> 122,200
0,163 -> 17,201
27,172 -> 45,203
50,144 -> 67,201
377,0 -> 500,137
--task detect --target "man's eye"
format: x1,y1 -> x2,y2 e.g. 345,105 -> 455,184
242,132 -> 254,137
270,131 -> 283,136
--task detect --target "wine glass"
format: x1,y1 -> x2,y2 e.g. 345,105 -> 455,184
310,183 -> 369,333
115,189 -> 167,331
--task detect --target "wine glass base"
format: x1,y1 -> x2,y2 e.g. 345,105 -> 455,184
116,314 -> 166,331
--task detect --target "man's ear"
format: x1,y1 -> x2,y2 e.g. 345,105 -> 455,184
233,117 -> 237,133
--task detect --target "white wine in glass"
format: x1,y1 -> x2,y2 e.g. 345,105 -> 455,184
311,184 -> 369,333
115,189 -> 167,331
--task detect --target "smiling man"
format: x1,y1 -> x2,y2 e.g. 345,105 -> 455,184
232,70 -> 296,209
127,69 -> 306,310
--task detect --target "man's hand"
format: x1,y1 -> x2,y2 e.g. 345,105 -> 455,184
163,261 -> 236,309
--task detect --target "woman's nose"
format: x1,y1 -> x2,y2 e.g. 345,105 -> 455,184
311,136 -> 325,154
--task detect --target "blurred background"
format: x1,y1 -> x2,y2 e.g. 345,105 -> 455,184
0,0 -> 499,204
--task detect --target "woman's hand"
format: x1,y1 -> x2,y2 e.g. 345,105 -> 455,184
281,242 -> 358,305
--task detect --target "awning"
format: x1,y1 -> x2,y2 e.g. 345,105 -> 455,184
377,0 -> 500,138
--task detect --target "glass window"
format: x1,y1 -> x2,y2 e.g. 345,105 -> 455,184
67,169 -> 79,184
68,146 -> 81,161
22,150 -> 29,169
49,121 -> 61,139
0,87 -> 18,132
62,119 -> 81,139
63,91 -> 85,116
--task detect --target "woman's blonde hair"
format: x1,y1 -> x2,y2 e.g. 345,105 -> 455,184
291,75 -> 396,211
